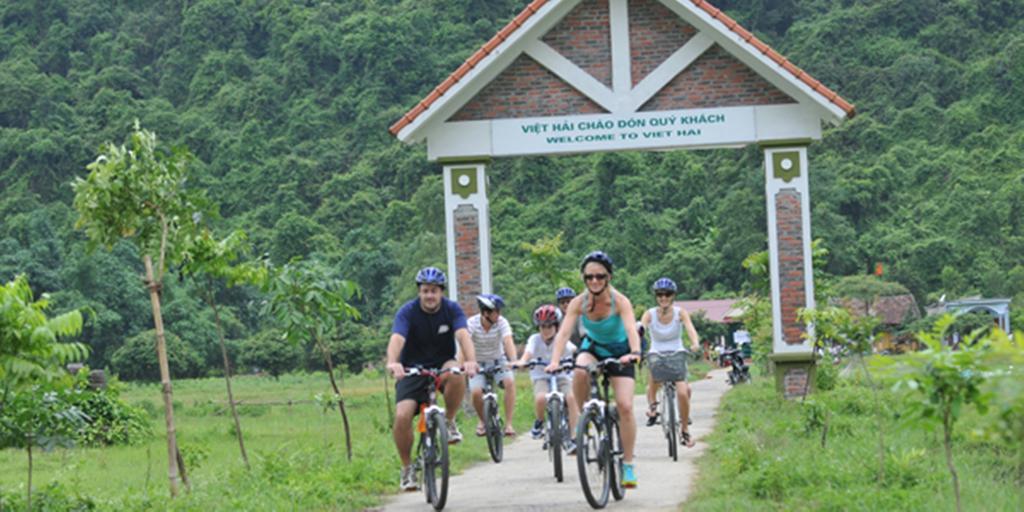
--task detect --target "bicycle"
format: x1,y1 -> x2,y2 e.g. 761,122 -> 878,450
404,366 -> 462,511
575,358 -> 633,509
521,357 -> 575,482
647,349 -> 695,461
478,360 -> 507,463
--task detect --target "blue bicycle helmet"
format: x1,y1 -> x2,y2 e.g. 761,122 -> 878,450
580,250 -> 614,274
652,277 -> 677,294
476,293 -> 506,311
555,287 -> 577,301
415,267 -> 447,288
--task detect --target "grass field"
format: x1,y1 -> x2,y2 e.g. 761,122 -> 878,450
684,374 -> 1024,511
0,358 -> 711,510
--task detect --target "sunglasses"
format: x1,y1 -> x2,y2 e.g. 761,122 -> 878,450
655,292 -> 674,298
583,273 -> 608,282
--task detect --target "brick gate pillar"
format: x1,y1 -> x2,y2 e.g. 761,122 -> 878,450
763,145 -> 817,398
443,162 -> 492,316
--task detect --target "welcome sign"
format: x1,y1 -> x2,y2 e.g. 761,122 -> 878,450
491,106 -> 757,156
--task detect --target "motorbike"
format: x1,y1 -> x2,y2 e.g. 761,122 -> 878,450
719,348 -> 750,385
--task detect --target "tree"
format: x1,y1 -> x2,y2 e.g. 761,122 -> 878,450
262,259 -> 361,460
878,315 -> 994,512
72,122 -> 207,497
0,274 -> 88,509
180,228 -> 268,469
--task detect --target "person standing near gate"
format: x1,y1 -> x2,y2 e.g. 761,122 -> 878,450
386,267 -> 479,491
547,251 -> 643,487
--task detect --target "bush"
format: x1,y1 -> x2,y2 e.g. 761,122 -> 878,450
238,329 -> 302,379
63,377 -> 151,446
111,330 -> 204,381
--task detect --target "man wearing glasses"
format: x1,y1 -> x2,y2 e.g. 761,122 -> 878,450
547,251 -> 643,488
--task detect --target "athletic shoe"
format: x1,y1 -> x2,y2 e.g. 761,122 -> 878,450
447,419 -> 462,444
400,465 -> 419,491
530,419 -> 544,439
622,463 -> 637,488
564,439 -> 577,455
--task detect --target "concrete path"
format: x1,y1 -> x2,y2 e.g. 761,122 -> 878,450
378,369 -> 731,511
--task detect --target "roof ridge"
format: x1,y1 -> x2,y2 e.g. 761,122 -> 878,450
389,0 -> 854,138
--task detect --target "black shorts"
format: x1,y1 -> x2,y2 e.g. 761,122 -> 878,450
395,375 -> 435,409
575,349 -> 636,379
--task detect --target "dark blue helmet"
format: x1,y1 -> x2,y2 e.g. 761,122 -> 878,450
476,293 -> 505,311
555,287 -> 577,300
415,267 -> 446,288
580,250 -> 613,274
652,277 -> 677,294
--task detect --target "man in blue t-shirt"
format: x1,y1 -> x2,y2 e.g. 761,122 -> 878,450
386,266 -> 478,492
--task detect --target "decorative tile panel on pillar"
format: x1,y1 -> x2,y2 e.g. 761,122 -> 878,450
763,145 -> 816,398
444,163 -> 492,316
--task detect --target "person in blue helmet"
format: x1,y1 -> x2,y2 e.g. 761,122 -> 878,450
467,293 -> 518,437
386,267 -> 479,492
640,277 -> 700,447
547,251 -> 643,488
555,286 -> 583,346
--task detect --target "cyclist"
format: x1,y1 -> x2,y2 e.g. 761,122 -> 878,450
547,251 -> 643,488
513,304 -> 578,446
555,286 -> 583,346
640,277 -> 700,447
386,267 -> 479,492
467,294 -> 518,438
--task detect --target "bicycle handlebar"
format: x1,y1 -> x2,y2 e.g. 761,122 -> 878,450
403,366 -> 463,378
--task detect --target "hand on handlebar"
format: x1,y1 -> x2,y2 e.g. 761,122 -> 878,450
463,360 -> 479,378
619,352 -> 642,365
387,362 -> 405,380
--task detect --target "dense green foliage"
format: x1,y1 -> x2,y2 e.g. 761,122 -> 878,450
1,0 -> 1022,378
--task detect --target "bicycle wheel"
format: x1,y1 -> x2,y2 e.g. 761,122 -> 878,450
664,386 -> 677,461
484,396 -> 503,463
423,410 -> 449,510
576,408 -> 609,509
608,407 -> 625,501
547,396 -> 563,482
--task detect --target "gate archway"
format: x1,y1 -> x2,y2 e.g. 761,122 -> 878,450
389,0 -> 855,397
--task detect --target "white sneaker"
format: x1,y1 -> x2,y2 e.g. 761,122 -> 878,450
400,465 -> 419,491
447,419 -> 463,444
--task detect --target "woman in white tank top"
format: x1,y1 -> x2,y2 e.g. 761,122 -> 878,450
639,278 -> 700,447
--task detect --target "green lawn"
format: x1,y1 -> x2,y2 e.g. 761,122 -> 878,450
0,357 -> 713,510
684,375 -> 1024,511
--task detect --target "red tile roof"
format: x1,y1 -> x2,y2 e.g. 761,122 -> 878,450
676,299 -> 743,323
389,0 -> 855,137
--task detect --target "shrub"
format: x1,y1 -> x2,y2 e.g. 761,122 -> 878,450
111,329 -> 204,381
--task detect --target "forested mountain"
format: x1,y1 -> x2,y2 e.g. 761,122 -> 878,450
2,0 -> 1022,377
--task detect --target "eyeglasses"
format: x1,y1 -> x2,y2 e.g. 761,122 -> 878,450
583,273 -> 608,282
655,292 -> 674,298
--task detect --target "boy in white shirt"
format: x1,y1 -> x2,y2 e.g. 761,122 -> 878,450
514,304 -> 578,442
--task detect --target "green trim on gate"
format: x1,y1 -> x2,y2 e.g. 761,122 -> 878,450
758,139 -> 811,148
451,167 -> 478,199
772,151 -> 801,183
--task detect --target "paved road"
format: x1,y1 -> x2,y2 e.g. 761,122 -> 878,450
377,369 -> 731,512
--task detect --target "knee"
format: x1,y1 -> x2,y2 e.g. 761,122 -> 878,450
395,409 -> 414,427
617,400 -> 634,417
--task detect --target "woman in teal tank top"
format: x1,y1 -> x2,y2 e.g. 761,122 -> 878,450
548,251 -> 643,488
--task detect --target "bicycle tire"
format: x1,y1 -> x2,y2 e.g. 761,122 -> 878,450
548,396 -> 563,482
484,396 -> 503,463
576,408 -> 609,509
664,386 -> 678,461
423,410 -> 449,510
608,407 -> 625,501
